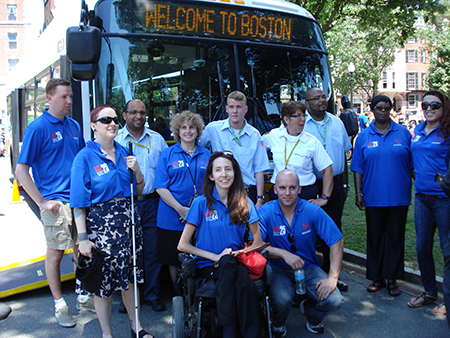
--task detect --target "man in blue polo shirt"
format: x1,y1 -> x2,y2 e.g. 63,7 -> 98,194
259,170 -> 344,336
116,98 -> 168,312
15,78 -> 88,328
199,91 -> 270,208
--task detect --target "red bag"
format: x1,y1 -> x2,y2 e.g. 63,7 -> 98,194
235,244 -> 267,280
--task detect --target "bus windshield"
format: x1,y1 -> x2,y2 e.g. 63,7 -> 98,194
96,0 -> 332,133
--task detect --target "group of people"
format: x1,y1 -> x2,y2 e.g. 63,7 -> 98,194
14,76 -> 450,337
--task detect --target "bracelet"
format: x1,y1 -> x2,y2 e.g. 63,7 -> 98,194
136,176 -> 145,185
79,232 -> 88,241
355,193 -> 363,197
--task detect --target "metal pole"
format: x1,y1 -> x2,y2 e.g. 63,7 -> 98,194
350,72 -> 354,110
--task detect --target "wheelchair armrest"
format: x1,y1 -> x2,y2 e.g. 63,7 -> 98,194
178,253 -> 197,276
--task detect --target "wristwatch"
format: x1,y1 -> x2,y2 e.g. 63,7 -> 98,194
257,195 -> 265,201
343,184 -> 350,191
320,194 -> 330,201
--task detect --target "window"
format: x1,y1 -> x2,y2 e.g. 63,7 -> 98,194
422,72 -> 426,89
407,94 -> 418,108
407,37 -> 417,44
407,72 -> 418,90
421,50 -> 426,63
382,72 -> 387,89
406,49 -> 418,63
7,5 -> 17,21
8,33 -> 17,49
392,72 -> 395,89
8,59 -> 19,72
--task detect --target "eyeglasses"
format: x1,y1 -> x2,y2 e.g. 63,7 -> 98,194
290,114 -> 306,119
288,233 -> 297,252
373,106 -> 392,112
94,116 -> 120,124
213,151 -> 234,157
421,102 -> 442,110
306,95 -> 327,102
125,110 -> 147,116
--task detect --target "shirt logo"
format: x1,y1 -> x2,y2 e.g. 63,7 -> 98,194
94,163 -> 110,176
301,222 -> 311,235
72,130 -> 79,139
205,209 -> 218,222
172,160 -> 185,169
273,225 -> 287,236
412,135 -> 421,143
51,131 -> 63,143
393,138 -> 402,146
433,136 -> 444,144
367,141 -> 378,148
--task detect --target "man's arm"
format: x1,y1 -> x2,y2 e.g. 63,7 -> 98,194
15,163 -> 60,213
255,171 -> 265,209
316,238 -> 343,301
265,245 -> 305,270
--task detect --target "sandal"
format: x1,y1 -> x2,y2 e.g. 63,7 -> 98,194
387,280 -> 401,297
408,290 -> 438,308
131,329 -> 156,338
367,279 -> 386,293
431,303 -> 447,316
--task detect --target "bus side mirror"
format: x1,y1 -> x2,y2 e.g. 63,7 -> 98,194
66,26 -> 101,81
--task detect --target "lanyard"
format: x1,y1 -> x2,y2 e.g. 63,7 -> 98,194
126,136 -> 151,151
230,122 -> 245,147
284,137 -> 300,169
181,152 -> 198,196
313,117 -> 327,149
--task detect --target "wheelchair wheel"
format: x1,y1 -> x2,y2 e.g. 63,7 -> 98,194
172,296 -> 185,338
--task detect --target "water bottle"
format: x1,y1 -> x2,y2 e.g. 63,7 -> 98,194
294,268 -> 306,295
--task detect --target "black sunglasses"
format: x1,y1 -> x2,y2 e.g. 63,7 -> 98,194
373,106 -> 392,112
95,116 -> 120,124
421,102 -> 442,110
288,233 -> 297,252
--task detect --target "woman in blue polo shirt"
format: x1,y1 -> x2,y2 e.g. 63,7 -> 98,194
178,151 -> 265,338
351,95 -> 412,297
155,111 -> 210,295
408,90 -> 450,315
71,105 -> 154,338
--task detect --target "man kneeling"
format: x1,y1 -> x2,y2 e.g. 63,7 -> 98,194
258,170 -> 344,336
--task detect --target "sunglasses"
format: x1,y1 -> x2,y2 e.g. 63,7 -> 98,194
95,116 -> 120,124
212,151 -> 234,157
125,110 -> 147,116
373,106 -> 392,112
421,102 -> 442,110
288,233 -> 297,252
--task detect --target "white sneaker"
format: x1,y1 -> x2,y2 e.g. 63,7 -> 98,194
306,320 -> 324,334
272,325 -> 287,337
55,305 -> 76,328
76,297 -> 96,313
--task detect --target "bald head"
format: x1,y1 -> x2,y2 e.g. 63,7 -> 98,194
305,87 -> 327,118
274,170 -> 301,208
305,87 -> 324,101
124,99 -> 146,112
275,169 -> 299,187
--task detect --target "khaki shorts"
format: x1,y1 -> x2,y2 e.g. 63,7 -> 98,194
40,201 -> 78,250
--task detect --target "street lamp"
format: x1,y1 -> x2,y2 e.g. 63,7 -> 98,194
348,62 -> 355,109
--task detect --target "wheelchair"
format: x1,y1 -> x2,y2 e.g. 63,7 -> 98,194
172,252 -> 273,338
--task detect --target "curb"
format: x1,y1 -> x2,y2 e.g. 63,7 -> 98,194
343,248 -> 444,294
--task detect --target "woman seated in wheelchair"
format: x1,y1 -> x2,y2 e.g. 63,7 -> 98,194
178,151 -> 265,338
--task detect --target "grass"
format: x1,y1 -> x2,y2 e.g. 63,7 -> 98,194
342,170 -> 444,277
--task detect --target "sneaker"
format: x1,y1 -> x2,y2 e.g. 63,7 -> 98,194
76,297 -> 96,313
55,306 -> 76,328
272,325 -> 287,338
306,320 -> 324,334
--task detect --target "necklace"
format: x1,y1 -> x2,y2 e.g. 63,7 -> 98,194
375,122 -> 390,134
181,145 -> 196,155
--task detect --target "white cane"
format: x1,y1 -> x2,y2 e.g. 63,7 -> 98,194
129,142 -> 139,338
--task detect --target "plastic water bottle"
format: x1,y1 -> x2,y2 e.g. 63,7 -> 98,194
294,268 -> 306,295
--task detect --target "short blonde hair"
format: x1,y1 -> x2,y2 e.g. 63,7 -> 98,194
171,111 -> 205,144
227,91 -> 247,105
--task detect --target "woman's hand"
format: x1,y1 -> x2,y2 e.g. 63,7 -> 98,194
213,248 -> 232,267
79,240 -> 96,259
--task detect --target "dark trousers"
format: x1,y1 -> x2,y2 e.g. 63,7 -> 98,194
136,195 -> 162,302
246,185 -> 257,204
442,232 -> 450,329
365,206 -> 408,281
215,255 -> 261,338
315,176 -> 345,273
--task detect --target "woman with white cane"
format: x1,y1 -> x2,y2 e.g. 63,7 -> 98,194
71,104 -> 155,338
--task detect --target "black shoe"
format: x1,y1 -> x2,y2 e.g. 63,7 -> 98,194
145,298 -> 166,312
118,301 -> 127,314
337,280 -> 348,292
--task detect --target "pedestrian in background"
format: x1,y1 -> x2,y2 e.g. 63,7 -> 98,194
351,95 -> 412,297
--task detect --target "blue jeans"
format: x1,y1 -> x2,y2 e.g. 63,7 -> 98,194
414,193 -> 450,292
270,266 -> 344,327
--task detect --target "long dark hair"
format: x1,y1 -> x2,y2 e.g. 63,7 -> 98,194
423,90 -> 450,142
202,152 -> 250,225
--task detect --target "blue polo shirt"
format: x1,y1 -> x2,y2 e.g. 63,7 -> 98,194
258,198 -> 342,269
412,122 -> 450,196
17,109 -> 85,202
184,187 -> 260,269
199,118 -> 270,187
351,121 -> 412,207
70,140 -> 135,208
359,115 -> 369,131
155,142 -> 211,231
